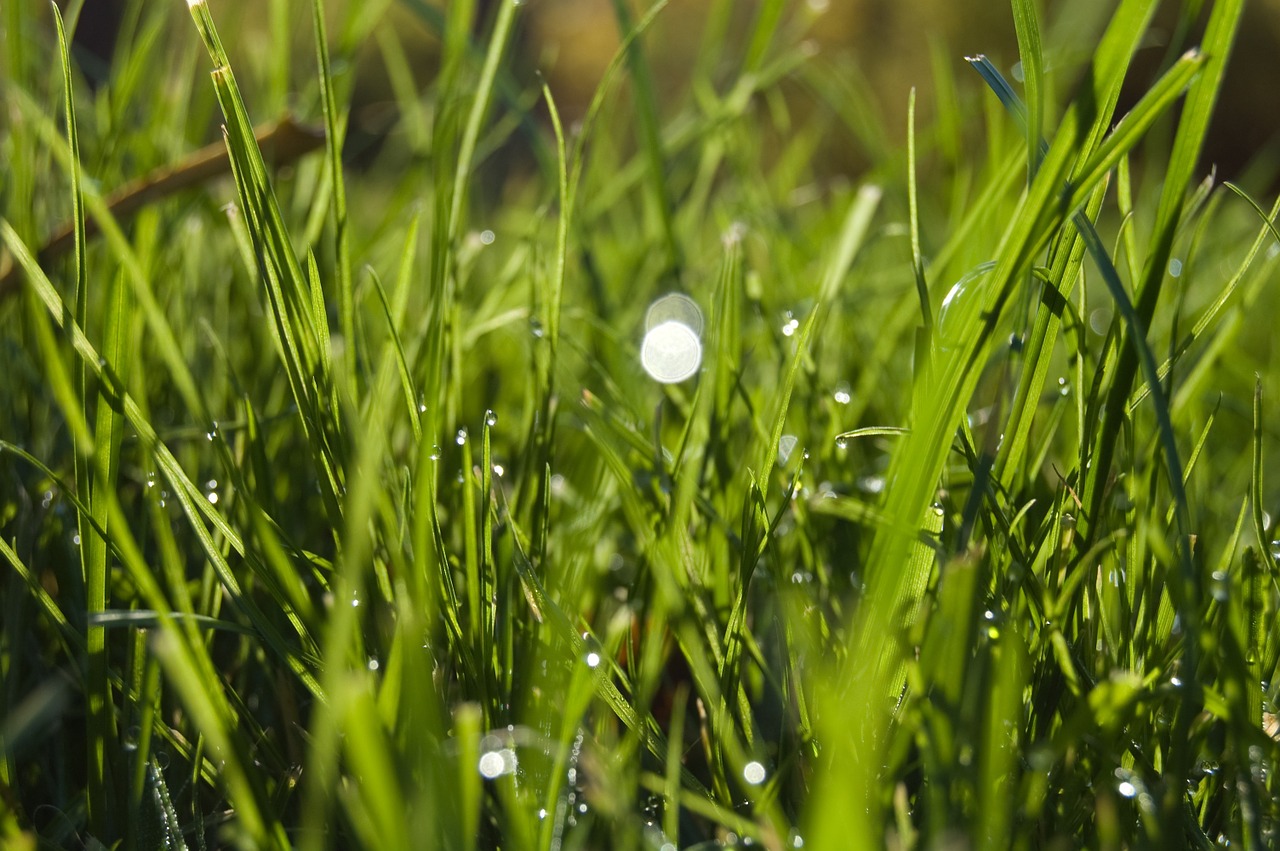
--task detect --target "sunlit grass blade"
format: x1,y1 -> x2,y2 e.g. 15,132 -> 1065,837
310,0 -> 355,390
1083,0 -> 1244,542
51,7 -> 117,836
608,0 -> 679,272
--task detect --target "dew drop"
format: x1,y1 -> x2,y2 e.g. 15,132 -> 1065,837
205,421 -> 220,441
1168,258 -> 1183,277
835,436 -> 848,450
456,428 -> 468,446
1210,570 -> 1230,602
1089,307 -> 1112,336
641,320 -> 702,383
1057,376 -> 1070,396
484,409 -> 498,427
479,229 -> 495,245
781,311 -> 800,337
645,293 -> 703,335
743,761 -> 767,785
833,386 -> 852,405
529,318 -> 544,338
122,726 -> 140,752
478,748 -> 517,778
856,475 -> 885,494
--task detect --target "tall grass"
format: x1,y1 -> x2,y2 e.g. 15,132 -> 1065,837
1,0 -> 1278,848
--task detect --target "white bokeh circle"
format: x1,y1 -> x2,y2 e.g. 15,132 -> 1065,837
641,320 -> 702,383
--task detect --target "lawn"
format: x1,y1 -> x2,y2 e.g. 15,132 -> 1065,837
1,0 -> 1278,848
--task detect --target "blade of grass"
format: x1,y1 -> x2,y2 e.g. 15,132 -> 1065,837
1082,0 -> 1244,544
607,0 -> 680,272
52,7 -> 116,837
310,0 -> 355,391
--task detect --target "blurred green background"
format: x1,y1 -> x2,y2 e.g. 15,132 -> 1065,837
54,0 -> 1280,186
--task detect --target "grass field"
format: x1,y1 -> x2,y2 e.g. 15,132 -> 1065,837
2,0 -> 1279,848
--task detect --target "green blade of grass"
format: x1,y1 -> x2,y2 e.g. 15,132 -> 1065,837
52,7 -> 116,837
608,0 -> 680,272
1082,0 -> 1244,543
311,0 -> 355,391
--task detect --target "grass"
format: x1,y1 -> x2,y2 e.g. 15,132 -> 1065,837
1,0 -> 1279,848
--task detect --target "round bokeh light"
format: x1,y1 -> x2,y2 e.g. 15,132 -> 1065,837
641,320 -> 702,383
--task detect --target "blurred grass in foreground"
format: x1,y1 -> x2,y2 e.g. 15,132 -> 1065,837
2,0 -> 1280,848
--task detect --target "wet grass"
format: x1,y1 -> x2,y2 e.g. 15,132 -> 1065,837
2,0 -> 1279,848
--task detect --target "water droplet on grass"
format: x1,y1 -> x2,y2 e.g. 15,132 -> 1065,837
122,726 -> 140,752
478,748 -> 517,778
456,428 -> 468,446
833,385 -> 852,405
1089,307 -> 1113,335
485,409 -> 497,426
1168,258 -> 1183,277
645,293 -> 703,335
781,311 -> 800,337
641,321 -> 702,383
1210,570 -> 1229,602
856,475 -> 885,494
479,229 -> 495,245
743,761 -> 767,785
